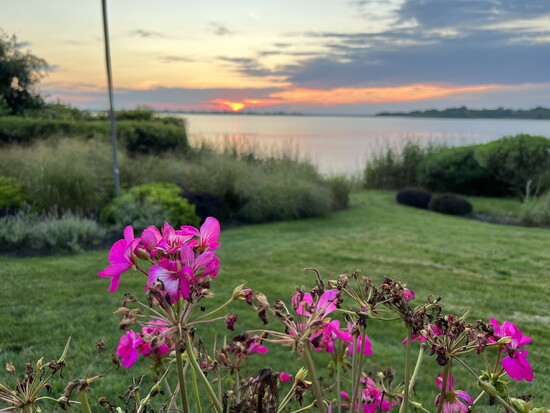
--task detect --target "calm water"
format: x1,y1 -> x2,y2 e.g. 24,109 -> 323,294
179,114 -> 550,174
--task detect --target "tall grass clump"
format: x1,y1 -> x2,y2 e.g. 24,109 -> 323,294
364,140 -> 446,189
520,191 -> 550,226
0,137 -> 114,215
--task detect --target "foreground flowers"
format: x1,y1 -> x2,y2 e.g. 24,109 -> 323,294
89,218 -> 545,413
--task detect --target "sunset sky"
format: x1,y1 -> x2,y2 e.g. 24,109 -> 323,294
3,0 -> 550,114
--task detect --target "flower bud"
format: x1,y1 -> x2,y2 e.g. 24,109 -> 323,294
232,284 -> 247,299
295,367 -> 308,383
37,357 -> 44,370
6,363 -> 15,373
478,380 -> 498,397
496,336 -> 512,345
134,247 -> 150,261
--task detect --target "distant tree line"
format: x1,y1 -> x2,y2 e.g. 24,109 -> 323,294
376,106 -> 550,120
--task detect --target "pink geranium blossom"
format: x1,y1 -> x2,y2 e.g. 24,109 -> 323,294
179,217 -> 221,251
402,288 -> 415,301
116,330 -> 141,367
435,373 -> 472,413
489,318 -> 533,381
98,226 -> 139,292
279,372 -> 292,383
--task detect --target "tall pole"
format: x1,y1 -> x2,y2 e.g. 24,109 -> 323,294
101,0 -> 121,197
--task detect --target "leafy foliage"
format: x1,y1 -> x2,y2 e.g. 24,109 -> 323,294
101,182 -> 199,231
428,194 -> 473,216
0,30 -> 47,115
475,134 -> 550,199
0,176 -> 28,214
417,145 -> 507,196
396,188 -> 432,209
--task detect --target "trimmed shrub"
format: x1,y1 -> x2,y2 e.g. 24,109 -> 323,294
396,188 -> 432,209
428,194 -> 473,216
181,190 -> 230,223
520,191 -> 550,226
101,182 -> 199,231
417,146 -> 507,196
0,117 -> 188,154
475,134 -> 550,199
0,210 -> 107,255
0,176 -> 28,214
364,141 -> 446,189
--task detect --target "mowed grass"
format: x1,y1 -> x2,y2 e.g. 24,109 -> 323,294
1,190 -> 549,410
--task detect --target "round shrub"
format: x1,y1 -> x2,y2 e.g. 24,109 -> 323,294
181,190 -> 230,223
428,194 -> 473,216
417,145 -> 507,196
101,182 -> 199,231
0,176 -> 28,214
396,188 -> 432,209
475,134 -> 550,199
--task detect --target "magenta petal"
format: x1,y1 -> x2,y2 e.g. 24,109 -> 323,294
292,293 -> 314,315
317,289 -> 339,315
108,239 -> 128,264
179,225 -> 200,237
457,391 -> 473,405
149,265 -> 180,299
194,251 -> 215,272
180,244 -> 195,267
142,226 -> 161,249
200,217 -> 220,247
98,262 -> 132,278
123,226 -> 135,241
109,274 -> 121,292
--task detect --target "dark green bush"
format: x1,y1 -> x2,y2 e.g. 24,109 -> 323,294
475,134 -> 550,199
181,190 -> 230,223
0,210 -> 107,255
396,188 -> 432,209
101,182 -> 199,231
428,194 -> 473,216
0,117 -> 188,154
364,141 -> 446,189
0,176 -> 28,213
417,145 -> 507,196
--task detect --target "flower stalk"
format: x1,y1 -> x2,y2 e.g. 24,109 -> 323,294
399,326 -> 413,413
302,344 -> 327,413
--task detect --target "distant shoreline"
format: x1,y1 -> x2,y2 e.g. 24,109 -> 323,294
375,106 -> 550,120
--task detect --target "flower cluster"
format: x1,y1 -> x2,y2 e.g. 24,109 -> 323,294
340,377 -> 397,413
116,321 -> 173,367
98,217 -> 220,302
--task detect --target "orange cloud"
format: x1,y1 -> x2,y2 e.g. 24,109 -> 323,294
269,83 -> 509,105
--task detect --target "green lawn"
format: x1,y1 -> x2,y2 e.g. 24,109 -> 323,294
1,190 -> 548,410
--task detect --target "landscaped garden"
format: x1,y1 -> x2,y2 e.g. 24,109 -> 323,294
1,190 -> 548,411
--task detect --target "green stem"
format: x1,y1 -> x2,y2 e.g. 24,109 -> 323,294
175,342 -> 190,413
436,364 -> 451,413
235,370 -> 241,404
194,297 -> 234,321
336,359 -> 342,413
185,335 -> 223,413
302,344 -> 327,413
350,334 -> 359,411
137,363 -> 173,413
399,327 -> 413,413
291,401 -> 317,413
471,390 -> 486,408
353,330 -> 367,412
408,344 -> 425,395
190,366 -> 203,413
79,390 -> 92,413
277,383 -> 298,413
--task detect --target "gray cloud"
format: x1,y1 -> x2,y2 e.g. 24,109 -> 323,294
160,55 -> 195,63
209,22 -> 235,37
132,29 -> 164,38
217,56 -> 275,77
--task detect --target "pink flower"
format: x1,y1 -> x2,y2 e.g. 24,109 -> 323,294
292,289 -> 339,317
402,288 -> 415,301
249,336 -> 269,354
116,330 -> 141,367
313,320 -> 353,353
179,217 -> 221,251
489,318 -> 533,382
348,332 -> 373,356
279,372 -> 292,383
435,373 -> 472,413
98,226 -> 139,292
